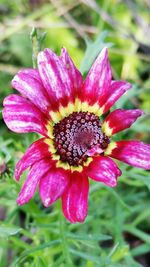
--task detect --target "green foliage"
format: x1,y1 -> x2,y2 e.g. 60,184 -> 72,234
0,0 -> 150,266
80,31 -> 112,76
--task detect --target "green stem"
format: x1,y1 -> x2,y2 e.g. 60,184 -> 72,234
59,203 -> 73,267
30,27 -> 40,68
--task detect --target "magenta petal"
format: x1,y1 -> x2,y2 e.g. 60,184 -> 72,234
86,145 -> 103,156
62,173 -> 89,223
101,81 -> 132,113
109,141 -> 150,170
83,48 -> 112,104
60,47 -> 83,95
39,168 -> 70,207
17,159 -> 52,205
3,94 -> 47,135
86,156 -> 122,187
12,68 -> 51,115
15,138 -> 50,181
38,48 -> 73,107
103,109 -> 144,135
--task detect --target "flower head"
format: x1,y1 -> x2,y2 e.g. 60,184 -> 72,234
3,47 -> 150,223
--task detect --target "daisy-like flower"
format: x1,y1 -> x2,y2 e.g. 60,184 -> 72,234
3,47 -> 150,223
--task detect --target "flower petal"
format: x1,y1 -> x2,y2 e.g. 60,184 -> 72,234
3,94 -> 47,135
39,167 -> 70,207
60,47 -> 83,95
101,81 -> 132,113
83,48 -> 112,104
38,48 -> 73,108
102,109 -> 144,136
107,141 -> 150,170
17,159 -> 52,205
62,173 -> 89,223
15,138 -> 51,181
86,145 -> 103,156
86,156 -> 121,187
12,68 -> 51,116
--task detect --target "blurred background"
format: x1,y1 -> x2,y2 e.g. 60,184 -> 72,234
0,0 -> 150,266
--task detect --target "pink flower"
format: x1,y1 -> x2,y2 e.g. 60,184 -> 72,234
3,47 -> 150,223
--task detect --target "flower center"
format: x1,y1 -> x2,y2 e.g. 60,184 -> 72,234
53,112 -> 109,166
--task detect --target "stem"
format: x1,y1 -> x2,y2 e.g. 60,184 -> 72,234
30,27 -> 40,68
59,202 -> 73,267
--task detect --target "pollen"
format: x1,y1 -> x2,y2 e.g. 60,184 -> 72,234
53,112 -> 110,166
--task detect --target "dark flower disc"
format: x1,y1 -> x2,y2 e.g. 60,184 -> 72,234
53,112 -> 110,166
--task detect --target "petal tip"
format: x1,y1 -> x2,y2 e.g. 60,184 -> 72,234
101,47 -> 108,54
42,197 -> 51,207
38,48 -> 50,62
76,213 -> 87,223
3,96 -> 9,107
139,109 -> 145,116
117,168 -> 122,177
61,47 -> 67,54
14,169 -> 20,181
125,82 -> 132,90
16,197 -> 26,206
109,181 -> 117,187
98,47 -> 109,60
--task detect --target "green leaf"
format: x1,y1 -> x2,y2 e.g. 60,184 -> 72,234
106,187 -> 132,212
0,224 -> 22,238
80,31 -> 112,76
123,225 -> 150,244
125,171 -> 150,191
67,233 -> 112,242
132,243 -> 150,257
111,245 -> 129,261
34,257 -> 48,267
12,239 -> 61,266
70,248 -> 100,264
132,209 -> 150,226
